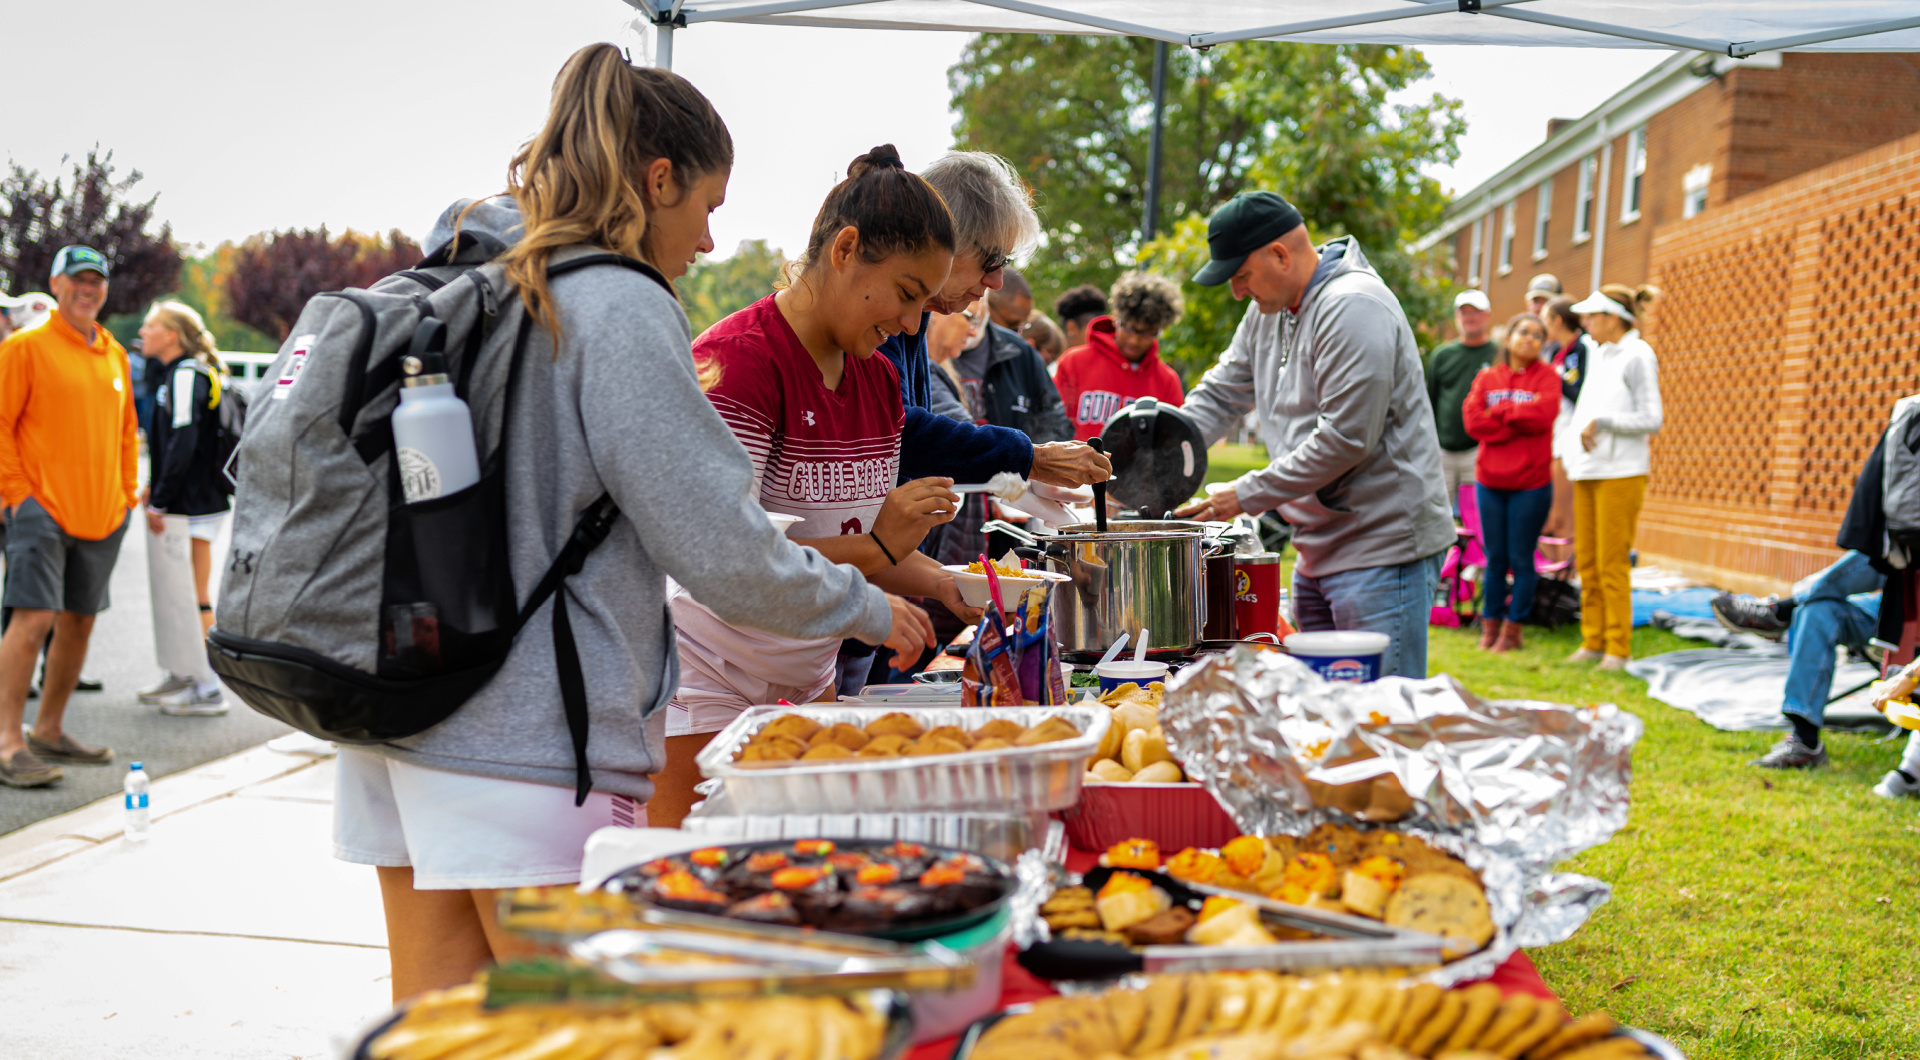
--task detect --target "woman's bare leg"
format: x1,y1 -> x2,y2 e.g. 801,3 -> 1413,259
375,866 -> 494,1003
645,732 -> 717,829
191,538 -> 214,635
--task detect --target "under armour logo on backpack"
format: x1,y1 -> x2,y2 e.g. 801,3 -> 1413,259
229,551 -> 256,575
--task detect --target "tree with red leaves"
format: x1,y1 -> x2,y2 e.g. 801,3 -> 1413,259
0,148 -> 181,315
225,227 -> 421,341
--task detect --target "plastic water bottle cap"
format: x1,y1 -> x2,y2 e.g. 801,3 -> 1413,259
130,762 -> 144,771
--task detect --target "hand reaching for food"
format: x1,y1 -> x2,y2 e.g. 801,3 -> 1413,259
872,477 -> 961,557
1029,440 -> 1112,488
881,594 -> 936,668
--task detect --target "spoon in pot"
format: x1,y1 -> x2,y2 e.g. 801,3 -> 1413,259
1088,438 -> 1108,533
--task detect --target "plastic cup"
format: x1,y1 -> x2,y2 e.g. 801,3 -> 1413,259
1095,660 -> 1171,693
1284,631 -> 1391,683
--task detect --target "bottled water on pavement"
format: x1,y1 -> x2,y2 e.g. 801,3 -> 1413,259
124,762 -> 150,843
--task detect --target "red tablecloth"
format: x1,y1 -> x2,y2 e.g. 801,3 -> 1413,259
904,849 -> 1555,1060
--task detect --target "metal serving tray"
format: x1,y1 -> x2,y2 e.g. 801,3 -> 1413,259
684,784 -> 1069,865
697,705 -> 1110,816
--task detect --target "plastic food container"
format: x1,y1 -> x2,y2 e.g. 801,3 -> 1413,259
909,908 -> 1011,1043
1094,660 -> 1170,692
1055,782 -> 1241,852
1284,630 -> 1391,683
942,564 -> 1071,609
683,783 -> 1065,864
698,705 -> 1111,816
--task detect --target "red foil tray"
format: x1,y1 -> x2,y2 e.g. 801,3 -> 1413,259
1054,783 -> 1242,851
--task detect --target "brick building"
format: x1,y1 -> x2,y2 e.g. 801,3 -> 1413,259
1424,51 -> 1920,317
1420,51 -> 1920,592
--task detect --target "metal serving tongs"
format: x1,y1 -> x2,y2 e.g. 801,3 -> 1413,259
547,925 -> 976,999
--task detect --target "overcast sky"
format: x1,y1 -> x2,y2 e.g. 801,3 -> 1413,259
1,1 -> 1667,264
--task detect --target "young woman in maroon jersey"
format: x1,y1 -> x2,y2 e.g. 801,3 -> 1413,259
649,146 -> 981,824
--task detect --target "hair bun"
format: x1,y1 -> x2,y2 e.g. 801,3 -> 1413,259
849,144 -> 905,178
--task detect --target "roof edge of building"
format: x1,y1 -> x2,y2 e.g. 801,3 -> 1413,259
1414,50 -> 1781,252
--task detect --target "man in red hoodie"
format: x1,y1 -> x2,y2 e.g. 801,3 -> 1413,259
1053,271 -> 1186,441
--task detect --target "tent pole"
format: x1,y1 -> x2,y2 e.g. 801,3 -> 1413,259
1731,13 -> 1920,56
655,21 -> 675,68
1143,40 -> 1168,244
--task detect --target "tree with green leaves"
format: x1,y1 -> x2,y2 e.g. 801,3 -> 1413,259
949,37 -> 1463,381
678,239 -> 788,337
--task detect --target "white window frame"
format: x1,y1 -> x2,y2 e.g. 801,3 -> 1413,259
1621,126 -> 1647,223
1497,202 -> 1515,275
1467,214 -> 1484,286
1532,178 -> 1552,260
1683,163 -> 1712,219
1574,156 -> 1596,244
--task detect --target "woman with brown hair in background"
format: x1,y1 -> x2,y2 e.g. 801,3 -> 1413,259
1538,296 -> 1592,566
1563,284 -> 1664,670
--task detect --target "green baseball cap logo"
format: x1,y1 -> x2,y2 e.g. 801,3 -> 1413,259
50,245 -> 110,281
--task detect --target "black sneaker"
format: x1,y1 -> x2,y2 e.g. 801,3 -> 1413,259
1749,735 -> 1828,769
1711,592 -> 1789,642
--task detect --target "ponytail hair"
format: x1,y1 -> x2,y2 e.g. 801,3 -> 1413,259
788,145 -> 955,286
1599,283 -> 1662,321
498,43 -> 733,343
145,300 -> 222,372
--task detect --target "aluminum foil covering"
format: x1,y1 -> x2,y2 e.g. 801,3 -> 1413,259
1158,646 -> 1642,984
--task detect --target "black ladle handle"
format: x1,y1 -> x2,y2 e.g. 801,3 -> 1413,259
1088,437 -> 1108,533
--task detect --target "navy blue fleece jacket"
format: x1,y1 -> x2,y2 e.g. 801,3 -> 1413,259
881,315 -> 1034,483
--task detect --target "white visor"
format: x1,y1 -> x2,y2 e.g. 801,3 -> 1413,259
1570,291 -> 1634,324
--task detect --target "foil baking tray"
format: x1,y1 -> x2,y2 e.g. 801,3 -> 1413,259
685,784 -> 1069,865
697,705 -> 1110,816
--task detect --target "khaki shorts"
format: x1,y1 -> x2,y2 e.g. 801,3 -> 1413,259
3,497 -> 128,614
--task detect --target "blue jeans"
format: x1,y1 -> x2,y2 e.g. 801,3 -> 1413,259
1292,552 -> 1444,679
1476,483 -> 1553,623
1781,550 -> 1884,727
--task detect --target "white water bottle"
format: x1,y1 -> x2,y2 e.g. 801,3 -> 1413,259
390,320 -> 479,503
124,762 -> 150,843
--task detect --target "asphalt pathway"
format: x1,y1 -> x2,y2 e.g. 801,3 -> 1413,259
0,508 -> 292,835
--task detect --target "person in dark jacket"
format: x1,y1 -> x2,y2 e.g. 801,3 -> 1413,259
137,301 -> 233,715
1717,394 -> 1919,779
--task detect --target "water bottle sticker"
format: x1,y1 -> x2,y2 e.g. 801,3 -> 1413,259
398,447 -> 442,502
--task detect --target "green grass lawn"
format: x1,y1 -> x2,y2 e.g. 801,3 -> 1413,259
1206,441 -> 1269,486
1428,620 -> 1920,1059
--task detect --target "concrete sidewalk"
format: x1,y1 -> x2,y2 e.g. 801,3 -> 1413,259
0,742 -> 392,1059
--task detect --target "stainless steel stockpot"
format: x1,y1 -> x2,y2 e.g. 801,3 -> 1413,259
1029,520 -> 1208,661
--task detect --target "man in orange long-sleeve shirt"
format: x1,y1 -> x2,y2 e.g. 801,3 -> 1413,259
0,245 -> 137,786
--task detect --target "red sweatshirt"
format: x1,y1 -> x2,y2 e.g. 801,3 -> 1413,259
1051,316 -> 1185,441
1462,359 -> 1561,492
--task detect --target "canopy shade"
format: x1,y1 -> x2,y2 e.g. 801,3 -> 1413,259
628,0 -> 1920,57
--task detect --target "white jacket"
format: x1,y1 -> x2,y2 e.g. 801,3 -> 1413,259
1562,329 -> 1662,481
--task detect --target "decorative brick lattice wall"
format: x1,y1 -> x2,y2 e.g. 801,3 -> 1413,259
1638,131 -> 1920,593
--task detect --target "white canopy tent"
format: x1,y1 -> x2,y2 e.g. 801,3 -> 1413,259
625,0 -> 1920,67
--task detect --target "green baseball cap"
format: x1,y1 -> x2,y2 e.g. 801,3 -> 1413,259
50,245 -> 110,281
1193,192 -> 1304,287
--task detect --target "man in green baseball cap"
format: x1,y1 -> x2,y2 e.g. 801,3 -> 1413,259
1172,191 -> 1453,679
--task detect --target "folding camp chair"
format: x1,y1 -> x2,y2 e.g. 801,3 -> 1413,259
1431,484 -> 1487,628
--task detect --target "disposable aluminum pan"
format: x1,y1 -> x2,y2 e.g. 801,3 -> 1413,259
684,784 -> 1067,864
698,705 -> 1110,816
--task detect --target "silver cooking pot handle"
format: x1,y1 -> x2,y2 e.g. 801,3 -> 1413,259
981,519 -> 1044,547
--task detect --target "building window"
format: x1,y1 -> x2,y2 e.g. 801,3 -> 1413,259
1533,178 -> 1551,259
1467,214 -> 1484,285
1683,163 -> 1711,218
1498,202 -> 1515,275
1574,156 -> 1596,243
1621,126 -> 1647,222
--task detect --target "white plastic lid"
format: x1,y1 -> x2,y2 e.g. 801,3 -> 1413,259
1095,660 -> 1172,677
1284,631 -> 1391,656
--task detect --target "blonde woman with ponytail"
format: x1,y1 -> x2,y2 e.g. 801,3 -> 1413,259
335,44 -> 931,1003
136,300 -> 231,714
1563,283 -> 1664,669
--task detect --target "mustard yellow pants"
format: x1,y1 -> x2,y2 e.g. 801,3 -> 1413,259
1572,475 -> 1646,657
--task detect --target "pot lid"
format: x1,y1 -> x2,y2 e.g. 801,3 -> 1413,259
1098,398 -> 1209,517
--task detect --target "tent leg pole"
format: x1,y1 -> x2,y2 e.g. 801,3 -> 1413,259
654,22 -> 675,69
1142,40 -> 1169,244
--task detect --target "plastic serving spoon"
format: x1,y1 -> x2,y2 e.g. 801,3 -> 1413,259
1133,629 -> 1150,663
1097,632 -> 1131,669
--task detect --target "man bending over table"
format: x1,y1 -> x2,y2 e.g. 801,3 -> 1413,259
1172,193 -> 1453,680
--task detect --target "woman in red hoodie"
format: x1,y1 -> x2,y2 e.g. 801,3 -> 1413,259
1463,313 -> 1560,652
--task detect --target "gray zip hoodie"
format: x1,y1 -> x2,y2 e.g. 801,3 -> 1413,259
369,199 -> 892,797
1180,238 -> 1454,578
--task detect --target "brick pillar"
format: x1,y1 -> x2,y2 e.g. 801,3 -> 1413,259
1768,220 -> 1826,511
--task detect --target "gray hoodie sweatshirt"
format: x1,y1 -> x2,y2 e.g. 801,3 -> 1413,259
1180,238 -> 1454,578
369,199 -> 892,797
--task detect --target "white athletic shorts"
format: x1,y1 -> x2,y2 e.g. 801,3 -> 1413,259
187,512 -> 227,542
332,748 -> 642,890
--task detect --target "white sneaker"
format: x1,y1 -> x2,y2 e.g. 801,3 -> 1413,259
1873,769 -> 1920,799
267,732 -> 337,757
1599,654 -> 1632,671
156,685 -> 228,716
1567,648 -> 1604,663
137,674 -> 194,703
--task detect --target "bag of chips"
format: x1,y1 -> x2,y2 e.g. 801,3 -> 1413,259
962,581 -> 1067,707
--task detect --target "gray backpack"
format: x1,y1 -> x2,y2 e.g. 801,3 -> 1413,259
1883,395 -> 1920,568
207,244 -> 668,803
